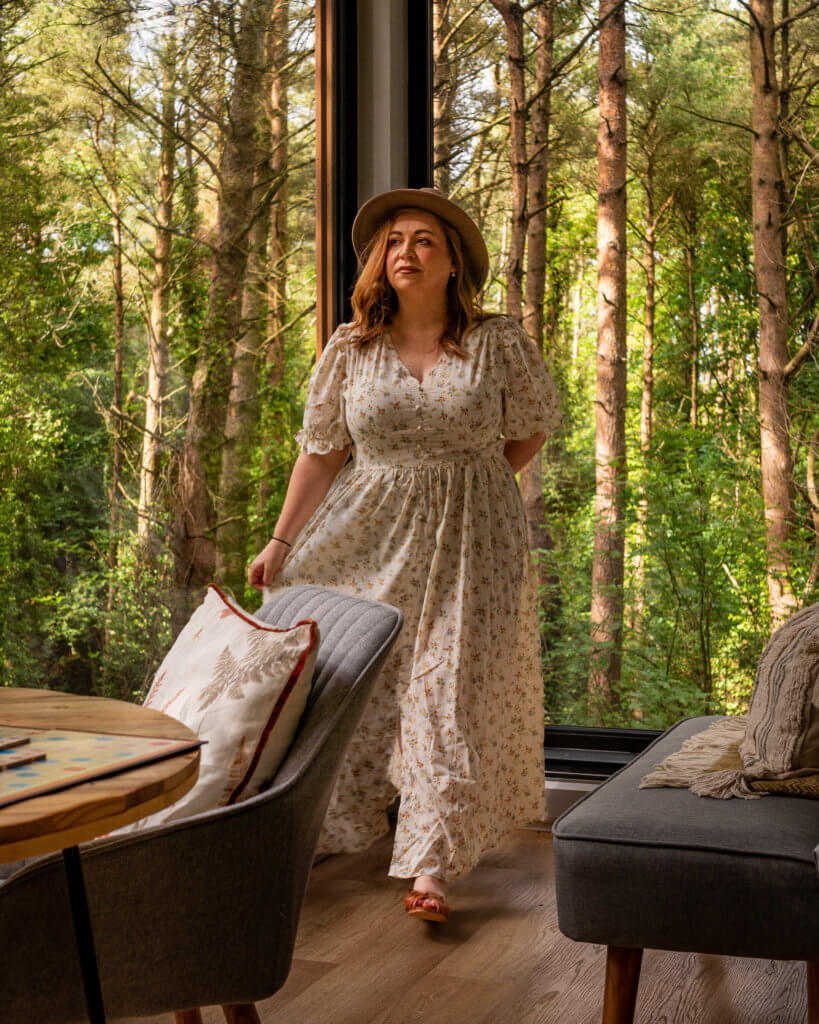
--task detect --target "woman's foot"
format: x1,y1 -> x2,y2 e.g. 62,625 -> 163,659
413,874 -> 446,898
405,875 -> 450,922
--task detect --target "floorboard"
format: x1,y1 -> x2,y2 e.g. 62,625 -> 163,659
115,828 -> 806,1024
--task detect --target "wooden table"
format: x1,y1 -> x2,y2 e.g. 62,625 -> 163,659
0,687 -> 201,1024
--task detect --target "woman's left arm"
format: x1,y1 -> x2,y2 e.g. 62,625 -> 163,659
504,432 -> 548,474
499,318 -> 561,472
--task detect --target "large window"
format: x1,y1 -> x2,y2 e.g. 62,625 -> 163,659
4,0 -> 817,742
433,1 -> 819,730
0,0 -> 319,699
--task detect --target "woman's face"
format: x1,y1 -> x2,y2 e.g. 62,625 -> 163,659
384,210 -> 455,305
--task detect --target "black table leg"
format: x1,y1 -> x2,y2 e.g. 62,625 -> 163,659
63,845 -> 106,1024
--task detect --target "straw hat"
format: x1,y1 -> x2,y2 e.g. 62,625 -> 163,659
352,187 -> 489,292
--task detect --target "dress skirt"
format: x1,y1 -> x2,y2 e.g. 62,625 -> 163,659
267,315 -> 560,882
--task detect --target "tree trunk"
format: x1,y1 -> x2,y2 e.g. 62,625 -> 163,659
177,103 -> 203,363
257,0 -> 290,542
174,0 -> 274,597
491,0 -> 527,319
545,243 -> 563,362
571,269 -> 582,362
805,427 -> 819,601
683,209 -> 700,428
540,232 -> 565,645
750,0 -> 797,624
631,173 -> 670,636
216,154 -> 270,593
520,1 -> 559,626
632,207 -> 656,633
170,103 -> 203,638
713,289 -> 725,420
522,1 -> 553,348
433,0 -> 453,195
641,216 -> 655,467
138,39 -> 176,555
105,120 -> 125,652
471,124 -> 487,231
589,0 -> 628,707
109,178 -> 124,567
471,61 -> 505,237
779,0 -> 789,263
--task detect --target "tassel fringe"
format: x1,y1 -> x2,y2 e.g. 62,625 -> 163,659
639,717 -> 762,799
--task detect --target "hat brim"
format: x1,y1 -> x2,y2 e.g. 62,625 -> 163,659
352,188 -> 489,292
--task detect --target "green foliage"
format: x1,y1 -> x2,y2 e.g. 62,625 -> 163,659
1,0 -> 817,743
626,427 -> 768,722
0,370 -> 108,689
533,0 -> 817,726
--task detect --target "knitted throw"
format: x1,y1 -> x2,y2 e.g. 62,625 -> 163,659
640,603 -> 819,799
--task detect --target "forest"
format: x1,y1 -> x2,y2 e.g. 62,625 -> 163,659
0,0 -> 817,729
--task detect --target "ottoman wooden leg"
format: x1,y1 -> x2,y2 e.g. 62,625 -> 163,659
223,1004 -> 262,1024
602,946 -> 643,1024
808,961 -> 819,1024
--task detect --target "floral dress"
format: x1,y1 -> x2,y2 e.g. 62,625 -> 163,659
267,314 -> 561,882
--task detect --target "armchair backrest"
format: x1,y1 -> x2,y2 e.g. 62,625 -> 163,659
0,586 -> 402,1023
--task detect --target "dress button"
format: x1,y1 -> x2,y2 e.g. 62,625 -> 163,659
416,425 -> 423,431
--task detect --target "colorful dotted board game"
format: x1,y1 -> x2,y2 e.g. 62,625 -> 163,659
0,726 -> 201,810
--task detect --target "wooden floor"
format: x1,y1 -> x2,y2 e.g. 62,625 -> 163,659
118,827 -> 807,1024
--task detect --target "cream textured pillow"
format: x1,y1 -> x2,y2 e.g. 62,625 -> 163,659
641,602 -> 819,798
129,585 -> 318,829
741,609 -> 819,774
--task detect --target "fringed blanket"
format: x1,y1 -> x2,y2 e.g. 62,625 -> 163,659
640,605 -> 819,800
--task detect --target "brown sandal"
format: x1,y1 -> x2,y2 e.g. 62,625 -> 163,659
405,888 -> 450,922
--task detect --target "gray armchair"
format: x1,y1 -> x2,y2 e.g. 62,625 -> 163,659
0,586 -> 402,1024
553,715 -> 819,1024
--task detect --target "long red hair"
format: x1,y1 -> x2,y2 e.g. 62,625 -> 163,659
349,209 -> 495,355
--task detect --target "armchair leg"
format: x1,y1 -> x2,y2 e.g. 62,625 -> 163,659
174,1013 -> 204,1024
602,946 -> 643,1024
223,1004 -> 262,1024
808,961 -> 819,1024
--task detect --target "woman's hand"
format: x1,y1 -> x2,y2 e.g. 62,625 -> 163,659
248,538 -> 290,592
246,445 -> 351,593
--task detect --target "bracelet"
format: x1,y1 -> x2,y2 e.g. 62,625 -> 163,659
271,536 -> 292,548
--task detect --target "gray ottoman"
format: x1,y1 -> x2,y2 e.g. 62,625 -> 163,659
553,715 -> 819,1023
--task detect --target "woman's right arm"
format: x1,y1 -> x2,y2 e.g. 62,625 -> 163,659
248,445 -> 350,591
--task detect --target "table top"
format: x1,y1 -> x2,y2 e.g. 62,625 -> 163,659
0,687 -> 200,862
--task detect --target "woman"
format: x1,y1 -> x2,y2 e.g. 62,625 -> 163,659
248,187 -> 560,922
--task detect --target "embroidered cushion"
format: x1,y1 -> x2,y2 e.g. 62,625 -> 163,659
128,585 -> 318,829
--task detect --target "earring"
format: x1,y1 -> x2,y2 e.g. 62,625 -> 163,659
449,270 -> 456,278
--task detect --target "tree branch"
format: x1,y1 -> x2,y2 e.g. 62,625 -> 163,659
785,122 -> 819,166
439,0 -> 485,53
775,0 -> 819,30
526,0 -> 626,112
671,103 -> 756,135
710,7 -> 752,30
784,307 -> 819,382
88,48 -> 222,181
802,426 -> 819,601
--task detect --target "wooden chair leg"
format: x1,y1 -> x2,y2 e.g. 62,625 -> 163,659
602,946 -> 643,1024
223,1004 -> 262,1024
174,1012 -> 204,1024
808,961 -> 819,1024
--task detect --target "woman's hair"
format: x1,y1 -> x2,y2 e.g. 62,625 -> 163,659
349,209 -> 495,356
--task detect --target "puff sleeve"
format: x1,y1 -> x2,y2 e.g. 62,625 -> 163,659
294,329 -> 353,454
499,317 -> 562,440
